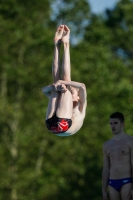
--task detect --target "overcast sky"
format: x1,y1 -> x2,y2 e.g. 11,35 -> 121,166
89,0 -> 119,13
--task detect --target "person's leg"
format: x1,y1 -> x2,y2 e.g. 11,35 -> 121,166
46,25 -> 73,119
56,89 -> 73,119
61,25 -> 71,81
109,186 -> 121,200
52,25 -> 64,82
46,90 -> 60,119
120,183 -> 132,200
54,25 -> 73,119
45,89 -> 73,120
52,44 -> 61,83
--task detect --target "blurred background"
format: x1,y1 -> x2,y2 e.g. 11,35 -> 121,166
0,0 -> 133,199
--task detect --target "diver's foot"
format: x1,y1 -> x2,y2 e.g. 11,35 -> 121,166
61,25 -> 70,43
54,25 -> 64,45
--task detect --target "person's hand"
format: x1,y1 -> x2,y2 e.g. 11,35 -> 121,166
54,25 -> 64,45
52,83 -> 67,93
57,84 -> 67,93
128,188 -> 133,200
61,25 -> 70,43
102,192 -> 108,200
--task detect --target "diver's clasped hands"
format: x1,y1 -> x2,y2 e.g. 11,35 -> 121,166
52,81 -> 67,93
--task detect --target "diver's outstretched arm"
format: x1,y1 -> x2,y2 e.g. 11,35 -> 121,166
42,83 -> 67,99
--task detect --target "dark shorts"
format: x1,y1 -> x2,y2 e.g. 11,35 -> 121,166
45,114 -> 72,134
108,177 -> 133,192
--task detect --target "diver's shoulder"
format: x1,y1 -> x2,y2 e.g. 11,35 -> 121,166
103,139 -> 113,148
126,135 -> 133,145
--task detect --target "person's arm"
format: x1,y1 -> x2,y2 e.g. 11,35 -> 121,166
42,83 -> 67,99
42,85 -> 54,99
130,138 -> 133,180
128,137 -> 133,199
55,80 -> 87,112
78,82 -> 87,113
55,79 -> 84,88
102,143 -> 110,200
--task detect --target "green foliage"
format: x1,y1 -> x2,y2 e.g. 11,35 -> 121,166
0,0 -> 133,200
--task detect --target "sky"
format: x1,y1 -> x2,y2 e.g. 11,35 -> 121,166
88,0 -> 119,13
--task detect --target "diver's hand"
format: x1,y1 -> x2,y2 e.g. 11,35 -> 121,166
52,83 -> 67,93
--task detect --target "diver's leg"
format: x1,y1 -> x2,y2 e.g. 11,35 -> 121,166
46,90 -> 60,120
61,25 -> 71,81
121,183 -> 132,200
109,186 -> 121,200
52,43 -> 61,83
56,88 -> 73,119
52,25 -> 64,82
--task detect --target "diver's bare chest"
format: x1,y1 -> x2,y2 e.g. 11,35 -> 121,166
107,141 -> 129,157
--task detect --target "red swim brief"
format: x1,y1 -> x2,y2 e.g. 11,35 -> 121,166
45,114 -> 72,134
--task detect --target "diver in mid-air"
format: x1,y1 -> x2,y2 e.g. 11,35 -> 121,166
42,25 -> 87,136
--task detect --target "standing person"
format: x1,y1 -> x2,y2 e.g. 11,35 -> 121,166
42,25 -> 87,136
102,112 -> 133,200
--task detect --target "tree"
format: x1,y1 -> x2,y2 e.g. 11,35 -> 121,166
0,0 -> 133,199
0,0 -> 53,199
